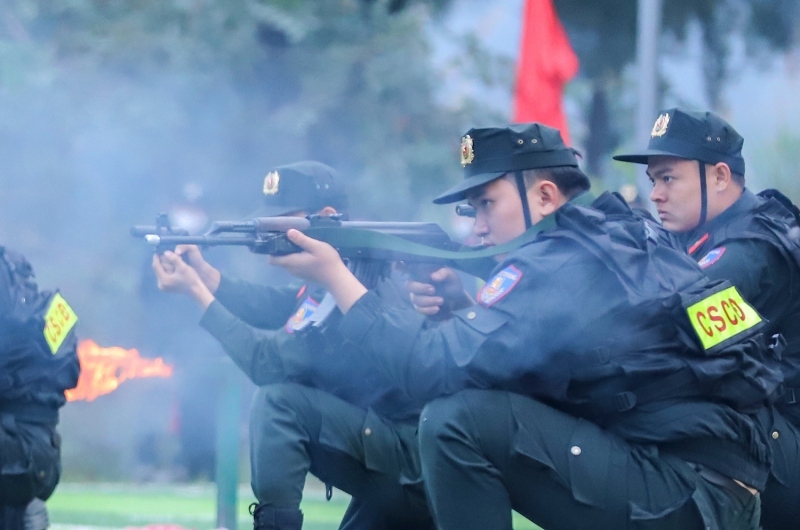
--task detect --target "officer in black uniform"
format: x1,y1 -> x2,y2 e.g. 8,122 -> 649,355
0,247 -> 80,530
614,108 -> 800,530
271,123 -> 782,530
171,161 -> 350,330
153,162 -> 434,530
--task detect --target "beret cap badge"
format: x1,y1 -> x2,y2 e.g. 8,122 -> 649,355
650,113 -> 670,138
263,171 -> 280,196
461,135 -> 475,167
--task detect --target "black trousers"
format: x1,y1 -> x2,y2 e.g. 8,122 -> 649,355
248,383 -> 434,530
418,389 -> 761,530
761,411 -> 800,530
0,414 -> 61,530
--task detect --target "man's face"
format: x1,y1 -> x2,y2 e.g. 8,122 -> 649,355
466,175 -> 545,247
647,156 -> 703,232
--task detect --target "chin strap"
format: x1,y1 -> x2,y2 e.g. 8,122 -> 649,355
699,161 -> 708,227
514,170 -> 533,229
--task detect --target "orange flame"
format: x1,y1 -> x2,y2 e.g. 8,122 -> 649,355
66,339 -> 173,402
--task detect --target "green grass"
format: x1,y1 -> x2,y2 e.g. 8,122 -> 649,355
48,482 -> 541,529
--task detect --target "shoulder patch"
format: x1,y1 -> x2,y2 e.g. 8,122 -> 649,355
698,247 -> 726,269
478,265 -> 522,307
285,297 -> 320,333
686,285 -> 762,351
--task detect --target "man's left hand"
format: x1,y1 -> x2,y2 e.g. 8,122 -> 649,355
152,251 -> 215,309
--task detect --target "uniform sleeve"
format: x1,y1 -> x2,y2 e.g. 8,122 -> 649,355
199,300 -> 313,385
338,244 -> 619,404
213,275 -> 304,330
698,239 -> 791,327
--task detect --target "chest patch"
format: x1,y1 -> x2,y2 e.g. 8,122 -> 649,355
478,265 -> 522,307
697,247 -> 726,269
285,297 -> 320,333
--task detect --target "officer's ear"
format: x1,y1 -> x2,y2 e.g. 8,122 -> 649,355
530,179 -> 562,217
709,162 -> 733,191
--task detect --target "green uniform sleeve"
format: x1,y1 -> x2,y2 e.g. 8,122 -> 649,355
213,275 -> 304,330
199,300 -> 313,385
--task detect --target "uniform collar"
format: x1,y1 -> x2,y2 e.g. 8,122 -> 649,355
685,188 -> 756,253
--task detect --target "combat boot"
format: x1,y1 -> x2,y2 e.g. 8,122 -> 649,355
250,503 -> 303,530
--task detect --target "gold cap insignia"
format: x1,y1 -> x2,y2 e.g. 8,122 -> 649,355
263,171 -> 280,196
461,135 -> 475,166
651,113 -> 670,138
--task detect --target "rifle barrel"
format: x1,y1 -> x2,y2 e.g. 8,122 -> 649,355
144,235 -> 257,247
131,226 -> 189,237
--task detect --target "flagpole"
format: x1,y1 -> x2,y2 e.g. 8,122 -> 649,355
635,0 -> 663,211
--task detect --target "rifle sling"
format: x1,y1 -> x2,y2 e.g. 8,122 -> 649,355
303,192 -> 595,278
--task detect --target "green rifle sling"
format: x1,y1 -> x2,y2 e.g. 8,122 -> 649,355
304,192 -> 596,279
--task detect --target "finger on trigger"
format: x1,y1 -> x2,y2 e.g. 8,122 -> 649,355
430,267 -> 451,282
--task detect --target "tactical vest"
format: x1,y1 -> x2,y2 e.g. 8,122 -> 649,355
693,190 -> 800,419
0,247 -> 80,424
561,194 -> 782,417
547,195 -> 781,487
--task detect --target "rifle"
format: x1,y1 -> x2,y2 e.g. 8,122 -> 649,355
130,213 -> 189,238
133,213 -> 495,288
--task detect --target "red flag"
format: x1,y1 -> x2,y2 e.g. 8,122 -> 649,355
513,0 -> 579,145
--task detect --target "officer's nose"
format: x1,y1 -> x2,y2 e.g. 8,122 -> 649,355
649,182 -> 664,203
472,214 -> 489,239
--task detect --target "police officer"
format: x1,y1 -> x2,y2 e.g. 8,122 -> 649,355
170,160 -> 350,331
272,123 -> 781,530
0,247 -> 80,530
614,108 -> 800,530
153,162 -> 435,530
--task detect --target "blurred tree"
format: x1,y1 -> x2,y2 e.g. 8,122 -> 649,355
755,127 -> 800,203
553,0 -> 799,177
555,0 -> 797,98
0,0 -> 467,220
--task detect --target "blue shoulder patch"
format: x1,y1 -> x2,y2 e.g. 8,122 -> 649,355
285,297 -> 320,333
478,265 -> 522,307
698,247 -> 726,269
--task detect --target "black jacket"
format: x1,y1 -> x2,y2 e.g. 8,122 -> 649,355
684,189 -> 800,424
201,274 -> 424,422
338,192 -> 782,489
0,247 -> 79,422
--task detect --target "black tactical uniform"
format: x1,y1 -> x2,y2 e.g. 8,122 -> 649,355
615,108 -> 800,530
333,124 -> 782,530
197,162 -> 433,530
0,247 -> 79,530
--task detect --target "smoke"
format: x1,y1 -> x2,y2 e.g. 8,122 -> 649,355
0,53 -> 303,479
0,2 -> 479,481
